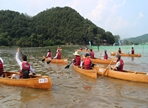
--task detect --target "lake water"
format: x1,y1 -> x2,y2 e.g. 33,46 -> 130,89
0,45 -> 148,108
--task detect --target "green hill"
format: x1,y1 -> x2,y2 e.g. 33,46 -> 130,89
0,6 -> 115,47
123,33 -> 148,44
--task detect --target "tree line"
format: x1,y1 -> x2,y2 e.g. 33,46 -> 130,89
0,6 -> 119,47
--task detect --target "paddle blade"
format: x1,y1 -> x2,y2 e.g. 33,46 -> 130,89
47,60 -> 51,64
91,64 -> 95,68
65,65 -> 70,69
65,61 -> 73,69
42,58 -> 45,62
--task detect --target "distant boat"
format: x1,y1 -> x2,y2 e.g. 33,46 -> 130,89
42,56 -> 68,64
110,52 -> 142,57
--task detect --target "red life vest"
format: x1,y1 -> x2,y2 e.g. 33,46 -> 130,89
47,52 -> 52,58
104,54 -> 108,59
57,52 -> 61,59
131,49 -> 134,54
83,58 -> 91,69
20,61 -> 30,78
118,49 -> 121,53
90,51 -> 94,58
74,55 -> 81,66
0,60 -> 3,76
117,59 -> 124,71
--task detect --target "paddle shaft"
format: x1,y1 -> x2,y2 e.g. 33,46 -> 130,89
65,61 -> 73,69
102,52 -> 117,77
101,59 -> 114,77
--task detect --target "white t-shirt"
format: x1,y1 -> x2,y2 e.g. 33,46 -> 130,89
115,61 -> 120,68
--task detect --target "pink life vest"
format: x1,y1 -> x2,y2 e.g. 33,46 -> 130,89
83,58 -> 91,69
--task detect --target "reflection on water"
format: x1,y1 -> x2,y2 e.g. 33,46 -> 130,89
131,57 -> 134,61
0,46 -> 148,108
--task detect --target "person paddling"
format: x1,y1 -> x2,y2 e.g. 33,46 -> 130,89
46,49 -> 52,59
110,54 -> 124,72
11,48 -> 35,79
103,50 -> 108,59
0,57 -> 4,77
131,47 -> 134,54
118,47 -> 122,54
79,47 -> 82,50
81,53 -> 92,70
73,51 -> 81,66
54,50 -> 61,59
56,46 -> 62,53
89,49 -> 94,59
85,47 -> 89,50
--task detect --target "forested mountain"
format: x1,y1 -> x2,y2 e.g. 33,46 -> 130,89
0,6 -> 115,47
123,33 -> 148,45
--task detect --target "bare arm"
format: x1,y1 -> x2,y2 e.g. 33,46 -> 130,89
54,53 -> 58,59
15,51 -> 22,68
0,57 -> 4,64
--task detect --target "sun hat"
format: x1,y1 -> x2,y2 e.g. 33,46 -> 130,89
73,51 -> 79,55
